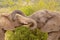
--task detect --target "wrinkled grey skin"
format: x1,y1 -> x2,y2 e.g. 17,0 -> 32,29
0,10 -> 37,40
28,10 -> 60,40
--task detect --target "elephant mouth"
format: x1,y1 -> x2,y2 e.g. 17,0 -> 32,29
21,23 -> 28,25
20,22 -> 32,27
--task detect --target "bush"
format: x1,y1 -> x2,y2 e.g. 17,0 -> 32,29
5,26 -> 48,40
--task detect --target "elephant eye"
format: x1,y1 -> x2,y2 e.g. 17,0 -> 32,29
2,28 -> 6,33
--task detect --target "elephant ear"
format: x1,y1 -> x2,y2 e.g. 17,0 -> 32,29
9,10 -> 26,21
41,16 -> 60,32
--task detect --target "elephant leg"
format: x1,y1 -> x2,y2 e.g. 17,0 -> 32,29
47,32 -> 58,40
0,29 -> 5,40
47,33 -> 57,40
57,31 -> 60,40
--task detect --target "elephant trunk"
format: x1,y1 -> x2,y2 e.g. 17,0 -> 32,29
28,18 -> 37,30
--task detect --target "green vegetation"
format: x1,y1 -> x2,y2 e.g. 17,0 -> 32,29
0,0 -> 60,15
5,26 -> 48,40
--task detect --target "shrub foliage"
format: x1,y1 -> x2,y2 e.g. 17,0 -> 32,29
5,26 -> 48,40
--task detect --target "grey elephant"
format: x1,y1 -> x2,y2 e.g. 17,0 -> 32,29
0,10 -> 37,40
28,10 -> 60,40
16,10 -> 60,40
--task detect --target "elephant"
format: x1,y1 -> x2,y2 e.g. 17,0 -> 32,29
28,10 -> 60,40
0,10 -> 37,40
0,10 -> 25,40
